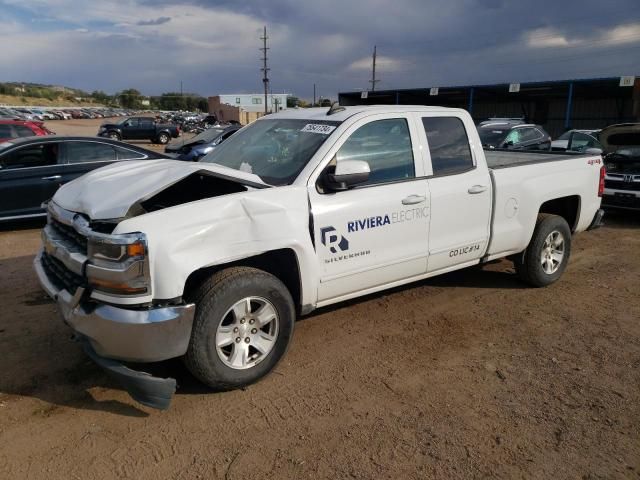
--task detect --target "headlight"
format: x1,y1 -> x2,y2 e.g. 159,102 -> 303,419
197,146 -> 214,156
86,233 -> 150,296
98,127 -> 106,133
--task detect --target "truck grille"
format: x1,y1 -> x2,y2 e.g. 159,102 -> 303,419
604,179 -> 640,191
50,218 -> 88,254
41,252 -> 86,294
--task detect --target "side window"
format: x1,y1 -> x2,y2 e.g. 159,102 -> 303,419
504,129 -> 521,144
1,144 -> 58,168
422,117 -> 473,175
114,145 -> 146,160
126,118 -> 139,127
0,125 -> 13,138
65,142 -> 117,164
139,118 -> 154,128
336,118 -> 414,185
520,128 -> 542,142
15,126 -> 35,137
569,132 -> 600,151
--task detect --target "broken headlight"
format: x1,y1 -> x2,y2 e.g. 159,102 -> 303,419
86,233 -> 150,296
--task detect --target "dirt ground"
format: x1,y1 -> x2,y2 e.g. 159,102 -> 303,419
1,120 -> 639,479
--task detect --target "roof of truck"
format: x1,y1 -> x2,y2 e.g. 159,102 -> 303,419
269,105 -> 465,122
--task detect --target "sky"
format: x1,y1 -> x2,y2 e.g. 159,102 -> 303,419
1,0 -> 639,100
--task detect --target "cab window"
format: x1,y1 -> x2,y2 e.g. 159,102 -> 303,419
422,117 -> 473,175
336,118 -> 414,185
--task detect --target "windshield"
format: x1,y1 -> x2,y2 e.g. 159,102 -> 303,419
190,127 -> 225,144
200,119 -> 341,185
477,127 -> 506,147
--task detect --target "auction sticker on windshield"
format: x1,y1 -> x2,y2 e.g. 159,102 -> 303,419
301,124 -> 337,134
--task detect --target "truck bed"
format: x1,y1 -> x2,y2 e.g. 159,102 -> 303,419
485,150 -> 591,169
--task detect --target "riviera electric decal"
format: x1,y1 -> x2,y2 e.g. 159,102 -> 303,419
348,206 -> 429,232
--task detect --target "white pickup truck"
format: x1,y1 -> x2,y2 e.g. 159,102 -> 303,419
35,105 -> 605,409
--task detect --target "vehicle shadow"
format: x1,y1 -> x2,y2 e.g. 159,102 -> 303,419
0,254 -> 150,417
601,208 -> 640,229
0,217 -> 46,232
0,254 -> 527,412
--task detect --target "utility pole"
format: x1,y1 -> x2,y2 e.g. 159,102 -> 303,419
260,26 -> 270,115
369,45 -> 380,91
313,83 -> 316,106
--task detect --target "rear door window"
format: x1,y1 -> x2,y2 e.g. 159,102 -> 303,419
422,117 -> 474,175
65,142 -> 117,164
15,126 -> 35,137
114,145 -> 147,160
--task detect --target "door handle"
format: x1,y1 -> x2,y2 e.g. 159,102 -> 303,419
402,194 -> 426,205
467,185 -> 487,194
41,175 -> 62,181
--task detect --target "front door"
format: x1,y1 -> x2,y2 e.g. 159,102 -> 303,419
0,142 -> 62,218
309,114 -> 430,303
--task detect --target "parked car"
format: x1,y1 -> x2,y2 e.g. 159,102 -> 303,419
98,117 -> 180,144
600,123 -> 640,210
477,120 -> 552,150
0,136 -> 168,221
552,129 -> 602,152
0,120 -> 55,143
34,105 -> 604,409
164,125 -> 241,161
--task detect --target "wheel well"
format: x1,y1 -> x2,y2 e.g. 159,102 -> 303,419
184,249 -> 302,312
539,195 -> 581,231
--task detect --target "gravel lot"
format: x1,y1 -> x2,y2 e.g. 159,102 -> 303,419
0,120 -> 639,479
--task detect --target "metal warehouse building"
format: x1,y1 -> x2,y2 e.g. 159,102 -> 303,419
339,76 -> 640,137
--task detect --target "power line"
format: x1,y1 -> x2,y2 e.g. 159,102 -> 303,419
260,26 -> 270,115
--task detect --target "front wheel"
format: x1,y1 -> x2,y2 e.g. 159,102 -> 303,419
514,214 -> 572,287
184,267 -> 295,390
157,132 -> 170,144
108,131 -> 121,141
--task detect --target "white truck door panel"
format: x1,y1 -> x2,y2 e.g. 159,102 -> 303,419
418,115 -> 492,272
308,115 -> 430,302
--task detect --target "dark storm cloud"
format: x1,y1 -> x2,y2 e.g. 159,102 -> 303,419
136,16 -> 171,26
2,0 -> 639,99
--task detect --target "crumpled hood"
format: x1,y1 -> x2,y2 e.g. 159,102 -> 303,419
53,159 -> 268,219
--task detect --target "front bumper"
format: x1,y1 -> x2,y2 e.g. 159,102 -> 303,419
34,251 -> 195,363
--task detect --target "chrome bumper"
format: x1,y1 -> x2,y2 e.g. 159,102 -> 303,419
34,250 -> 195,363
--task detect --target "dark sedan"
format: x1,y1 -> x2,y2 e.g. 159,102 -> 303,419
0,136 -> 168,221
164,125 -> 241,161
477,120 -> 552,150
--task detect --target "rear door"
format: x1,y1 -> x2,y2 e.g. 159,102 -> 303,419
138,117 -> 156,140
0,141 -> 62,219
417,114 -> 492,273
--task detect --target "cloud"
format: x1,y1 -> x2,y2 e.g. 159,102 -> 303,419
136,16 -> 171,26
1,0 -> 639,100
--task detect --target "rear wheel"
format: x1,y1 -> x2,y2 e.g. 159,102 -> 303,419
514,214 -> 571,287
184,267 -> 295,390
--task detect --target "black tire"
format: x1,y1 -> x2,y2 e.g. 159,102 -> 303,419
514,214 -> 572,287
108,131 -> 120,141
184,267 -> 295,390
157,132 -> 170,144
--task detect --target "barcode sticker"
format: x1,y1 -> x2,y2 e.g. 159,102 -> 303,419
301,124 -> 336,134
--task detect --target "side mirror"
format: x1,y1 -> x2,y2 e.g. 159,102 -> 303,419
325,159 -> 370,191
502,140 -> 514,148
585,147 -> 603,155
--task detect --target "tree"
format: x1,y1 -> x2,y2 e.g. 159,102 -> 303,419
117,88 -> 143,109
91,90 -> 112,105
